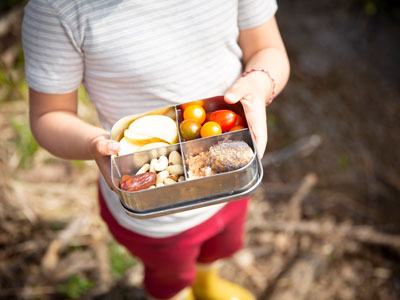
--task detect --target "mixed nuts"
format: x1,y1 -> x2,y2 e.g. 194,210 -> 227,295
119,150 -> 185,192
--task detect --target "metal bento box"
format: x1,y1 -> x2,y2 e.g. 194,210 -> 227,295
110,96 -> 263,219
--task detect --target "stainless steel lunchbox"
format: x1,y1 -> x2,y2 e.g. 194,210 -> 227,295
110,96 -> 263,219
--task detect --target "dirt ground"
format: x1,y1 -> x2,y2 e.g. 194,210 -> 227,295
1,1 -> 400,299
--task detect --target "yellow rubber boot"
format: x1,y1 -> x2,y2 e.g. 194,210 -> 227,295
183,288 -> 195,300
193,262 -> 256,300
147,287 -> 195,300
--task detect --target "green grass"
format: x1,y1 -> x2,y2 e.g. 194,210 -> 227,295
71,160 -> 85,169
364,0 -> 378,15
267,113 -> 277,128
108,241 -> 137,278
338,154 -> 349,169
0,48 -> 26,102
78,85 -> 91,105
9,117 -> 38,168
57,274 -> 94,299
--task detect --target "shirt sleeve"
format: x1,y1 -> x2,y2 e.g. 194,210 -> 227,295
22,0 -> 83,94
238,0 -> 278,30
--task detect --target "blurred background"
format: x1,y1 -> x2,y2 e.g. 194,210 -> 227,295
0,0 -> 399,299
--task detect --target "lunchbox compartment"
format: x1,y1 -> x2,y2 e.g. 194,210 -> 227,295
112,144 -> 181,181
176,97 -> 248,142
110,106 -> 178,142
180,129 -> 259,194
112,144 -> 189,210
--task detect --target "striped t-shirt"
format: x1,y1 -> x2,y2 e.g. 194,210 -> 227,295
22,0 -> 277,238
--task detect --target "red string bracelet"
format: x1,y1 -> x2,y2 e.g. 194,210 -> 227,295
241,68 -> 276,106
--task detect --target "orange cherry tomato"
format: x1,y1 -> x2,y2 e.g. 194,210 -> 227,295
180,119 -> 201,140
183,104 -> 206,124
181,100 -> 205,111
228,125 -> 245,132
200,121 -> 222,138
210,110 -> 237,132
235,114 -> 245,127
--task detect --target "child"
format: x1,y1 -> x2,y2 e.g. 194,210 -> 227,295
22,1 -> 290,299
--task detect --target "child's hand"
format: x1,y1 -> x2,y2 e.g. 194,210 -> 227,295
89,134 -> 121,190
224,72 -> 272,157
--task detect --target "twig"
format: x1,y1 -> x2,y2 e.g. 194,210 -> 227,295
258,174 -> 318,297
92,240 -> 113,294
267,254 -> 324,300
259,242 -> 299,299
288,173 -> 318,221
260,220 -> 400,250
262,134 -> 322,167
376,166 -> 400,193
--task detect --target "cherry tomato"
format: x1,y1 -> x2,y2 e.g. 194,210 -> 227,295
200,121 -> 222,138
210,110 -> 237,132
180,119 -> 201,140
183,104 -> 206,124
205,112 -> 212,123
235,114 -> 245,127
228,125 -> 246,132
181,100 -> 204,111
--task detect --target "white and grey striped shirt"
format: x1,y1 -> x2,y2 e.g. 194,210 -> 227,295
22,0 -> 277,237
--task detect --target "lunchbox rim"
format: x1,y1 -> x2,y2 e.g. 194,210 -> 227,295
109,95 -> 264,218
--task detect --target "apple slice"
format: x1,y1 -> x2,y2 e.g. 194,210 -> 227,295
128,115 -> 178,144
124,129 -> 167,146
118,137 -> 140,156
137,142 -> 170,152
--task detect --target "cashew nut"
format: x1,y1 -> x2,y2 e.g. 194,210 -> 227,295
168,151 -> 182,166
156,170 -> 169,185
136,163 -> 150,175
154,156 -> 168,172
149,158 -> 158,173
164,178 -> 176,185
166,164 -> 184,175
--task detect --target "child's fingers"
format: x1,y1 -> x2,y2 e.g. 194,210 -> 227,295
225,77 -> 268,156
224,78 -> 250,104
241,96 -> 268,157
95,139 -> 120,156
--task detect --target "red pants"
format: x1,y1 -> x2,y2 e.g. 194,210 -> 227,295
98,188 -> 249,299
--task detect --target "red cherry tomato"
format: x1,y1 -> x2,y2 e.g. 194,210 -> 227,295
200,121 -> 222,138
183,104 -> 206,124
180,119 -> 201,140
210,110 -> 237,132
228,125 -> 245,132
235,114 -> 245,127
205,112 -> 212,123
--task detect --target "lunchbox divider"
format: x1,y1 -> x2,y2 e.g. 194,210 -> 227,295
175,106 -> 185,143
179,143 -> 190,181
